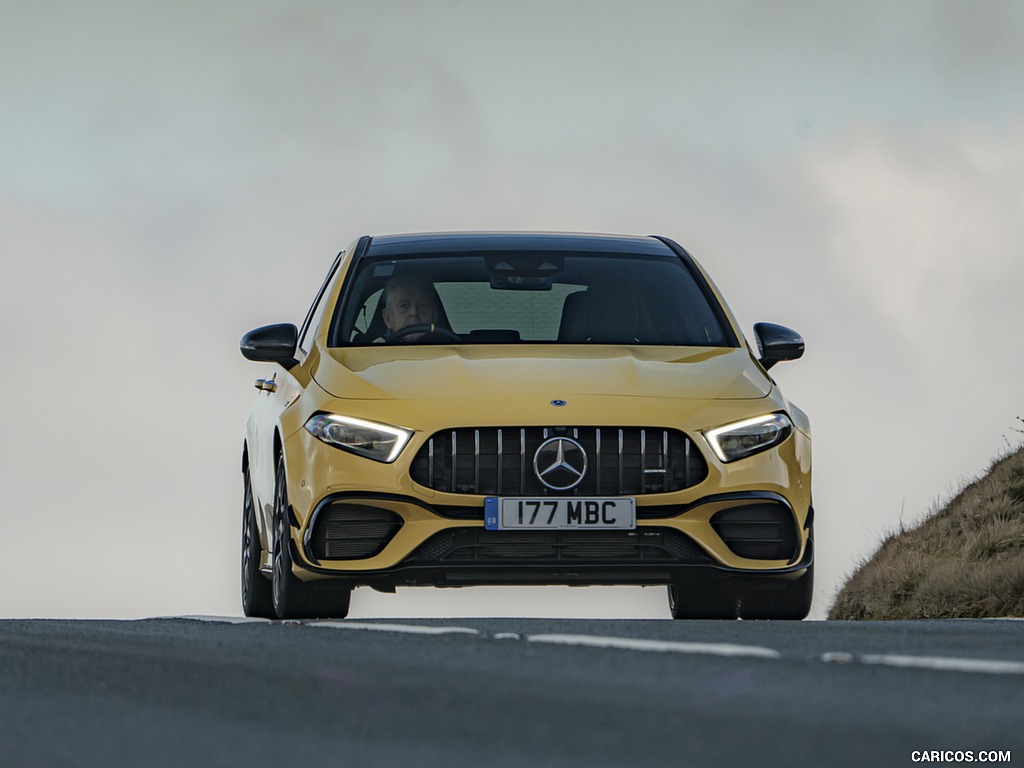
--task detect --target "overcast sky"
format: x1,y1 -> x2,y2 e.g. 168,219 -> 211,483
3,1 -> 1023,620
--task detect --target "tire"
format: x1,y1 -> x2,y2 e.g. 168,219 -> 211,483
737,563 -> 813,621
310,583 -> 352,620
668,579 -> 738,620
241,465 -> 274,618
271,454 -> 352,620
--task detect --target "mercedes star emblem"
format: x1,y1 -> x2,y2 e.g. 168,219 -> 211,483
533,436 -> 588,491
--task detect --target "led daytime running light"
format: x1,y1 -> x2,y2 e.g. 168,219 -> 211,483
304,414 -> 412,463
704,413 -> 793,463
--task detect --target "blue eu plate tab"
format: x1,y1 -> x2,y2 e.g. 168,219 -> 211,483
484,497 -> 499,530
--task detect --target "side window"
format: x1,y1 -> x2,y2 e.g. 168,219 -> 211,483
351,289 -> 384,340
298,253 -> 343,355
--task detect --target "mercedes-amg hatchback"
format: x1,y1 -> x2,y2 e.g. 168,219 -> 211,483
240,232 -> 812,620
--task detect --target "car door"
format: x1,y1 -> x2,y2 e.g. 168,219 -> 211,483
246,252 -> 344,538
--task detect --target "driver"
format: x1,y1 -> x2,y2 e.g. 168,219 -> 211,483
378,275 -> 441,342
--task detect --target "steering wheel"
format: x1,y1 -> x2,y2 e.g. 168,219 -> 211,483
392,324 -> 462,343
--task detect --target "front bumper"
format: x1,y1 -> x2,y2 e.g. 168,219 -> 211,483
280,407 -> 813,589
289,488 -> 812,590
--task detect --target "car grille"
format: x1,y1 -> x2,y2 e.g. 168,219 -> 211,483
407,528 -> 713,564
710,503 -> 799,561
410,427 -> 708,496
307,503 -> 403,560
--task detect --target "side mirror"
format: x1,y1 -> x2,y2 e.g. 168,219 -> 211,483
753,322 -> 804,370
240,323 -> 299,368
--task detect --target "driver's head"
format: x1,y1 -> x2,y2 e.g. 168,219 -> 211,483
382,275 -> 439,338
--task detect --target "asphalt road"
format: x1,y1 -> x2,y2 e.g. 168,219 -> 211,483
2,617 -> 1022,767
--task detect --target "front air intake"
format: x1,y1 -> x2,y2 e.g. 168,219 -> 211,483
710,503 -> 799,561
308,503 -> 403,560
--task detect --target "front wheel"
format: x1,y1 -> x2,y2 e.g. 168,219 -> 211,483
667,579 -> 738,620
271,454 -> 352,620
241,465 -> 274,618
737,564 -> 814,621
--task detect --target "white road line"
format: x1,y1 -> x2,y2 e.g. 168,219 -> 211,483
860,654 -> 1024,676
159,615 -> 273,624
527,634 -> 781,659
309,621 -> 480,636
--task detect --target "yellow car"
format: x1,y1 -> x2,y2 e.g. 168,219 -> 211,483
240,233 -> 812,620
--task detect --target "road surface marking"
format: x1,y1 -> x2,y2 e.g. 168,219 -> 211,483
163,615 -> 272,624
860,654 -> 1024,675
309,621 -> 480,636
527,633 -> 781,659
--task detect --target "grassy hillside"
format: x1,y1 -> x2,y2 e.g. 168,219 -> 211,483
829,446 -> 1024,620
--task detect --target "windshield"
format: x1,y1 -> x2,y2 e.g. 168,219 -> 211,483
330,251 -> 735,347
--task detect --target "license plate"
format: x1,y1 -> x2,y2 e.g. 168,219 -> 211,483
484,497 -> 636,530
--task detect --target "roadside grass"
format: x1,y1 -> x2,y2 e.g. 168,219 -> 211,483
828,445 -> 1024,620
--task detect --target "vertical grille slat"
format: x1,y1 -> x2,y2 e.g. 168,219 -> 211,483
618,429 -> 625,495
497,429 -> 504,495
685,438 -> 691,488
428,437 -> 435,488
520,428 -> 526,492
474,429 -> 480,494
451,431 -> 457,491
662,430 -> 669,490
641,428 -> 647,483
411,427 -> 708,497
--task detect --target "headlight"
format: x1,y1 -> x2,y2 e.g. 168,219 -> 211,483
704,413 -> 793,463
304,414 -> 413,463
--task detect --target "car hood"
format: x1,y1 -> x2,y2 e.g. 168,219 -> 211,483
312,345 -> 772,402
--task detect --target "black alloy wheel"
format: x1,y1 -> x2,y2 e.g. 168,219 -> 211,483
667,579 -> 739,620
272,454 -> 313,619
271,454 -> 353,620
241,465 -> 274,618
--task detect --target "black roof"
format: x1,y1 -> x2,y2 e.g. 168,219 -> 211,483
364,232 -> 679,258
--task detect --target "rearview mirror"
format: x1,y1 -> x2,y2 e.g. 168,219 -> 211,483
240,323 -> 299,368
485,253 -> 564,290
753,323 -> 804,370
